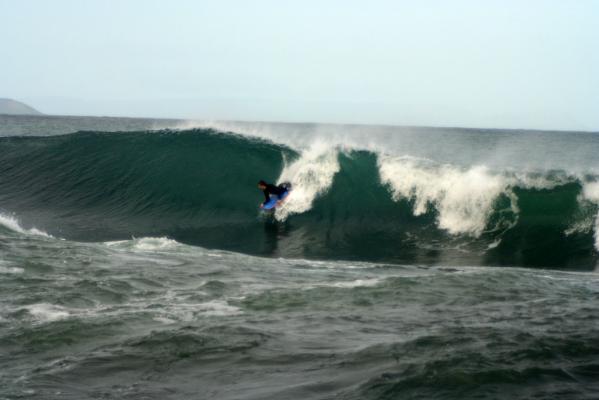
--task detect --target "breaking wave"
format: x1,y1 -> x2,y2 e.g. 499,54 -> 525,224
0,128 -> 598,269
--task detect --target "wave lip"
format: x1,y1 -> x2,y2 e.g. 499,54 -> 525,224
378,155 -> 514,236
274,141 -> 340,220
581,181 -> 599,251
0,213 -> 52,238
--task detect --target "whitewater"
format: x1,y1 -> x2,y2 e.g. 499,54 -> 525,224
1,114 -> 599,399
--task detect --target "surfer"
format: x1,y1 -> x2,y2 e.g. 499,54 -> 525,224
258,180 -> 291,209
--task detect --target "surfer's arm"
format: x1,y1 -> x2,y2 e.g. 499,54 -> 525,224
263,190 -> 270,203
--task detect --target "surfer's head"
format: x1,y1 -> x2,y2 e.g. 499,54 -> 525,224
258,180 -> 267,189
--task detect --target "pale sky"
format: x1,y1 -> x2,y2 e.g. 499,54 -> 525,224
2,0 -> 598,130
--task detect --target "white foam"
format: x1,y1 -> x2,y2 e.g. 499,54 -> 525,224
132,237 -> 180,251
0,213 -> 51,237
274,141 -> 340,220
378,156 -> 512,236
0,265 -> 24,274
195,300 -> 241,316
153,316 -> 177,324
105,236 -> 181,251
152,296 -> 243,322
25,303 -> 70,322
581,181 -> 599,251
564,214 -> 595,236
511,172 -> 572,190
582,181 -> 599,203
329,278 -> 382,288
487,240 -> 501,250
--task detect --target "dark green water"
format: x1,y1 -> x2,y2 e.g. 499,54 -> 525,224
1,115 -> 598,399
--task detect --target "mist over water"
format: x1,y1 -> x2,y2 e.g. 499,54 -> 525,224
1,115 -> 599,399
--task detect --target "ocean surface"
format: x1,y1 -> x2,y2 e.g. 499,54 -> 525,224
1,114 -> 598,399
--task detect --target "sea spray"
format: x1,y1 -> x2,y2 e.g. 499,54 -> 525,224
377,155 -> 512,236
275,141 -> 340,220
581,181 -> 599,251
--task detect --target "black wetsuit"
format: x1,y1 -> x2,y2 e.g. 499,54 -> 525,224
262,183 -> 287,204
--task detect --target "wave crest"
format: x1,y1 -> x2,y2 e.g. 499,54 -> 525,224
275,142 -> 340,220
378,156 -> 513,236
0,129 -> 597,268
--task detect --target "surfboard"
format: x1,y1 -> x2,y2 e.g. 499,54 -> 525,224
261,182 -> 292,210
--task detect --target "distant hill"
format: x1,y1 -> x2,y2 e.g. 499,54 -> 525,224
0,98 -> 43,115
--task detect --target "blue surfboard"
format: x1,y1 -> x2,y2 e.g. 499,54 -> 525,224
262,190 -> 290,210
261,182 -> 292,210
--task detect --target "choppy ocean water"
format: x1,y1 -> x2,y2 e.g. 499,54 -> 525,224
1,114 -> 598,399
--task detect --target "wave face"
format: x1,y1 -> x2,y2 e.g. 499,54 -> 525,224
1,126 -> 599,269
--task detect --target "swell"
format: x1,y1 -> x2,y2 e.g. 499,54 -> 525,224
0,129 -> 597,269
